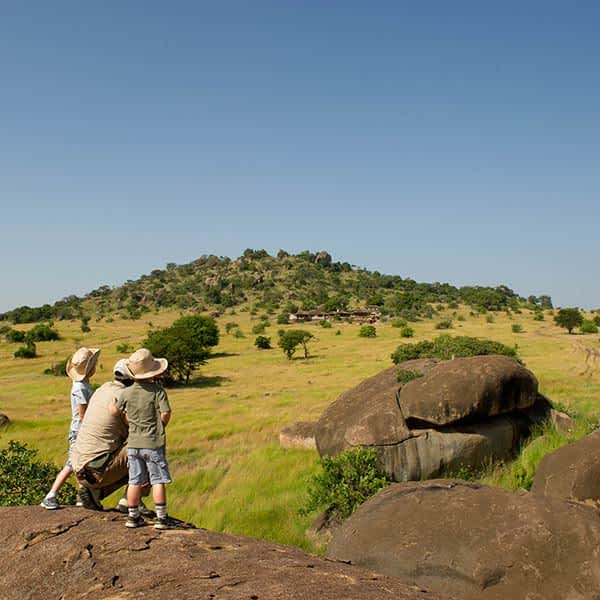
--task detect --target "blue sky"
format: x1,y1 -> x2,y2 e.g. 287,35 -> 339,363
1,1 -> 599,312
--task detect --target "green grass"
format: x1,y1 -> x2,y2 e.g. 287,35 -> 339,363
1,305 -> 599,552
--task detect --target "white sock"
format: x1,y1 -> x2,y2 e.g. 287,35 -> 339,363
46,491 -> 57,499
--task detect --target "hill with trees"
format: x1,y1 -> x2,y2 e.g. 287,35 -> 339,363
0,249 -> 553,324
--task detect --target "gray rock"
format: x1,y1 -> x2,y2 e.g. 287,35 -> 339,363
329,479 -> 600,600
532,427 -> 600,506
399,355 -> 539,426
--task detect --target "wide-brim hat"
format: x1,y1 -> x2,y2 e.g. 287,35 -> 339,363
113,358 -> 133,381
126,348 -> 168,380
66,347 -> 101,382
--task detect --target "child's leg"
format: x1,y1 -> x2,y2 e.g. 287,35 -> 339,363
127,484 -> 143,508
47,465 -> 73,496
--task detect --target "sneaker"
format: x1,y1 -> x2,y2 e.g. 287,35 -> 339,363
40,496 -> 60,510
76,486 -> 103,511
115,500 -> 128,514
125,515 -> 145,528
154,517 -> 176,530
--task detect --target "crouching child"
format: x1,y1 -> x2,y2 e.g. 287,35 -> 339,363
110,348 -> 173,530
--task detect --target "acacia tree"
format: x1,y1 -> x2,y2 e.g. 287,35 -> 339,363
278,329 -> 314,359
554,308 -> 583,334
145,315 -> 219,384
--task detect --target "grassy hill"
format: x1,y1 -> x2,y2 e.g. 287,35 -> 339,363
1,296 -> 599,551
0,249 -> 551,324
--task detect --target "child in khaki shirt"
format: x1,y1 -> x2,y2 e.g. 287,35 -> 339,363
110,348 -> 173,530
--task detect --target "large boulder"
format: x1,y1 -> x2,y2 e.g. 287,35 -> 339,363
329,480 -> 600,600
399,355 -> 538,426
0,507 -> 449,600
315,357 -> 547,482
315,359 -> 437,456
531,427 -> 600,506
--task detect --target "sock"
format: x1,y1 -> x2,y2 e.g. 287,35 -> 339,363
128,506 -> 140,519
155,503 -> 167,520
46,491 -> 57,500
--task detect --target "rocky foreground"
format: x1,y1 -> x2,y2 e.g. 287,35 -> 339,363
0,507 -> 449,600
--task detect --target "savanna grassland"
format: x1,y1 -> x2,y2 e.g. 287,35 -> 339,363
1,305 -> 599,552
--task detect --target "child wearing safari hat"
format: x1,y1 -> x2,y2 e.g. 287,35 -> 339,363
41,347 -> 100,510
110,348 -> 173,530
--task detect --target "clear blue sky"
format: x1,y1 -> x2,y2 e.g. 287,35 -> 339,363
1,1 -> 599,312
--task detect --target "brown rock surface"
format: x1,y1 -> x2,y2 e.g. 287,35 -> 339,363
399,355 -> 538,426
532,427 -> 600,506
315,359 -> 437,457
0,507 -> 449,600
328,479 -> 600,600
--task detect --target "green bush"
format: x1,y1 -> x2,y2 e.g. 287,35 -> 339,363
397,369 -> 424,385
400,326 -> 414,338
43,357 -> 68,376
435,320 -> 453,330
278,329 -> 313,359
252,322 -> 268,335
319,319 -> 332,328
6,329 -> 26,343
391,334 -> 520,364
254,335 -> 271,349
26,323 -> 59,342
391,318 -> 408,328
14,342 -> 36,359
457,315 -> 466,322
580,320 -> 598,334
116,342 -> 133,354
533,312 -> 544,321
300,447 -> 391,522
512,324 -> 523,333
225,322 -> 239,334
0,441 -> 77,506
358,325 -> 377,338
276,312 -> 289,325
594,315 -> 600,327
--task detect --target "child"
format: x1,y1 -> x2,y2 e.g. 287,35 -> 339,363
110,348 -> 173,530
41,347 -> 100,510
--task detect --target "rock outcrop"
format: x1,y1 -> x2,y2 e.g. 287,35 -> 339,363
328,479 -> 600,600
0,507 -> 449,600
532,427 -> 600,506
315,356 -> 555,481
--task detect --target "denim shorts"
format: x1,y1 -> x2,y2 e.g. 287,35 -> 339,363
127,447 -> 172,485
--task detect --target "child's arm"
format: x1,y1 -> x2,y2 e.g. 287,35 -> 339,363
77,403 -> 87,420
160,411 -> 171,426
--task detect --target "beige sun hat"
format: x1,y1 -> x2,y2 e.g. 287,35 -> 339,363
66,347 -> 101,382
126,348 -> 168,380
113,358 -> 133,381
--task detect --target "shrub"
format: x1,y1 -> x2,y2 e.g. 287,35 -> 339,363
5,329 -> 26,343
26,323 -> 59,342
485,315 -> 494,324
14,342 -> 36,359
80,316 -> 91,333
391,334 -> 520,364
391,318 -> 408,328
300,447 -> 391,522
359,325 -> 377,338
252,322 -> 268,335
457,315 -> 466,322
116,342 -> 133,354
254,335 -> 271,349
580,320 -> 598,334
225,322 -> 239,334
233,328 -> 245,338
435,320 -> 453,330
448,301 -> 459,309
276,312 -> 289,325
400,326 -> 414,338
0,441 -> 77,506
533,312 -> 544,321
512,324 -> 523,333
335,329 -> 342,336
594,315 -> 600,327
43,357 -> 68,376
319,319 -> 332,328
397,369 -> 423,385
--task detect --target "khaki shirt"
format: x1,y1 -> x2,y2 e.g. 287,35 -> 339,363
115,381 -> 171,449
71,381 -> 129,472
